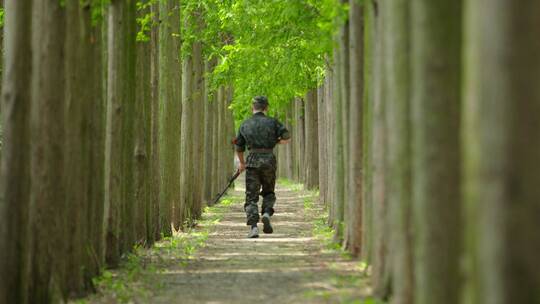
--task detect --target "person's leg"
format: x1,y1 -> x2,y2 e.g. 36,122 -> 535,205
244,168 -> 261,227
260,164 -> 277,216
260,164 -> 276,234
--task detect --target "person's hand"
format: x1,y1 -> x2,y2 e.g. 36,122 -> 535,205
238,162 -> 246,173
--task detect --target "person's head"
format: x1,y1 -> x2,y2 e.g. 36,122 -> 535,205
252,96 -> 269,113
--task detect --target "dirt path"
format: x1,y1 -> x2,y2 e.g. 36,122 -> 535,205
85,179 -> 371,303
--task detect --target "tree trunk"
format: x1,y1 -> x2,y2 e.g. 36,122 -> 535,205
383,1 -> 413,303
210,85 -> 220,204
339,7 -> 351,249
29,0 -> 66,301
331,31 -> 345,242
119,0 -> 137,254
285,105 -> 294,179
0,0 -> 33,302
317,85 -> 327,204
135,12 -> 152,246
294,98 -> 305,183
410,1 -> 462,303
371,1 -> 391,297
180,54 -> 194,227
104,0 -> 130,266
88,6 -> 106,278
347,0 -> 364,258
149,1 -> 161,242
304,89 -> 319,190
360,0 -> 375,267
159,0 -> 181,233
462,2 -> 540,303
325,67 -> 335,221
64,0 -> 98,294
203,60 -> 216,203
191,39 -> 205,220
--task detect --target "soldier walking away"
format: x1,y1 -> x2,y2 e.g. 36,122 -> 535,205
235,96 -> 291,238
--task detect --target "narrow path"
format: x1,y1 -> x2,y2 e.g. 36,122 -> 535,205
86,178 -> 371,303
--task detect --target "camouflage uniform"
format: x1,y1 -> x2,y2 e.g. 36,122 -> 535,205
235,112 -> 290,226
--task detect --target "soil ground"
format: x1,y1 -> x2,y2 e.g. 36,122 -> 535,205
83,178 -> 371,304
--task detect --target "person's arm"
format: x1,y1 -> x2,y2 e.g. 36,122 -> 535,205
276,120 -> 291,145
278,138 -> 290,144
236,151 -> 246,173
235,127 -> 247,172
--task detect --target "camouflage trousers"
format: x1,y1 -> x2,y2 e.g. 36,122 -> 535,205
244,162 -> 276,226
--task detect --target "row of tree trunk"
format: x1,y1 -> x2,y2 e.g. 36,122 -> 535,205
0,1 -> 235,302
299,1 -> 540,304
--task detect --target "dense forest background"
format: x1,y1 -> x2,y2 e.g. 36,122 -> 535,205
1,0 -> 539,303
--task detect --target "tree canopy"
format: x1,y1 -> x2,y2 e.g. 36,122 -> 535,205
181,0 -> 346,123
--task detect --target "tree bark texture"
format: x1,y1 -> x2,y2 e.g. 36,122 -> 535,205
149,1 -> 161,243
191,39 -> 205,220
371,1 -> 391,298
347,0 -> 364,258
119,0 -> 137,254
0,0 -> 33,302
104,0 -> 132,266
410,1 -> 462,303
463,1 -> 540,303
29,0 -> 66,301
331,32 -> 345,242
317,85 -> 327,202
383,1 -> 414,304
304,89 -> 319,189
159,0 -> 181,233
179,55 -> 194,227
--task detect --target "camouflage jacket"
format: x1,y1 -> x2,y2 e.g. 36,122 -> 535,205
235,112 -> 290,168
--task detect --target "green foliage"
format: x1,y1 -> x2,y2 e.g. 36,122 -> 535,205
0,8 -> 5,28
303,192 -> 344,252
89,0 -> 110,26
277,177 -> 303,191
136,0 -> 158,42
180,0 -> 347,124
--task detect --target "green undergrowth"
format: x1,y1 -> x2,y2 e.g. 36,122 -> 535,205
302,195 -> 346,254
277,178 -> 304,191
300,186 -> 378,303
78,195 -> 240,304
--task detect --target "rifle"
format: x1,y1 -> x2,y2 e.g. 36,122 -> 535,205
210,170 -> 241,206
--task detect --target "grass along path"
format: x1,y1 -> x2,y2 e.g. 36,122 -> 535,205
78,177 -> 372,303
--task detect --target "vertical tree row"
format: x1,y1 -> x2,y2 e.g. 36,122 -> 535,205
0,0 -> 236,301
314,0 -> 540,303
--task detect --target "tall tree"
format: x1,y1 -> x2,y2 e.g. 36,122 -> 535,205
331,22 -> 345,242
134,3 -> 153,246
304,89 -> 319,190
410,1 -> 462,303
191,38 -> 205,219
29,0 -> 66,301
0,0 -> 33,302
149,0 -> 161,243
87,5 -> 107,275
203,59 -> 216,203
346,0 -> 364,257
64,0 -> 100,294
160,0 -> 181,233
463,1 -> 540,303
370,0 -> 391,297
383,1 -> 413,303
179,48 -> 194,227
104,0 -> 137,265
119,0 -> 138,253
